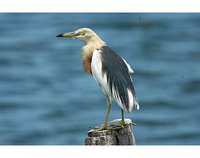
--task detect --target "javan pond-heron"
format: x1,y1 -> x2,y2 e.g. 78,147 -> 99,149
56,28 -> 139,131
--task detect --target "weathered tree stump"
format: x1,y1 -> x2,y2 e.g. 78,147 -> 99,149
85,119 -> 136,145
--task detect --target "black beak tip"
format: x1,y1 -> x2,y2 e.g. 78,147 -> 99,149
56,34 -> 63,37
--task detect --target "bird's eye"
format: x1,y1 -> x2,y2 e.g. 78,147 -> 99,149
79,30 -> 86,35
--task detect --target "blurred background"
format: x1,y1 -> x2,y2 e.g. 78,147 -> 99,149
0,13 -> 200,145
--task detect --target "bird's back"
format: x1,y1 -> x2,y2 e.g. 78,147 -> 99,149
91,46 -> 139,112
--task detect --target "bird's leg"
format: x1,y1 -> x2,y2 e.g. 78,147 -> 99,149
110,109 -> 125,128
111,109 -> 136,128
89,86 -> 113,131
92,93 -> 113,131
89,94 -> 113,131
121,109 -> 125,127
102,93 -> 111,129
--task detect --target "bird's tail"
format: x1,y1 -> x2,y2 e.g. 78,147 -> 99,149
126,89 -> 139,113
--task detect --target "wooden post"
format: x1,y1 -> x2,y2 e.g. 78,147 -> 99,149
85,119 -> 136,145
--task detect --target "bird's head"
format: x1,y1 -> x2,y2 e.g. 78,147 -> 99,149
56,28 -> 99,44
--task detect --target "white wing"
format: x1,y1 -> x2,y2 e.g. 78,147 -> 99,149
91,50 -> 111,96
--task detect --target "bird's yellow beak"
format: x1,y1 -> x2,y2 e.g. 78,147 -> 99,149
56,32 -> 78,38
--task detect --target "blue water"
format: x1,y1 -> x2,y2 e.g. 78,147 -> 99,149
0,13 -> 200,145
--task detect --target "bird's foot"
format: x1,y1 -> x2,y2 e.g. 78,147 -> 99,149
111,121 -> 136,128
87,125 -> 114,133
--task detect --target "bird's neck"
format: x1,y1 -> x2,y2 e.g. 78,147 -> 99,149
81,37 -> 105,74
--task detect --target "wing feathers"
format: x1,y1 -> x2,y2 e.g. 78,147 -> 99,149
91,46 -> 139,112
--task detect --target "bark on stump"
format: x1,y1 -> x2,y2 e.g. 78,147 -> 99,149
85,119 -> 136,145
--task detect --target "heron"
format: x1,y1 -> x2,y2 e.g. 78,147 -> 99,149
56,28 -> 139,131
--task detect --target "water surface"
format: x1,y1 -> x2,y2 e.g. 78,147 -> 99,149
0,13 -> 200,145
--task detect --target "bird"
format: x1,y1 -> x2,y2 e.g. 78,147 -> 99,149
56,28 -> 139,131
